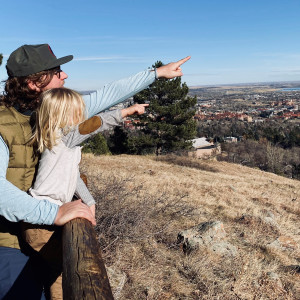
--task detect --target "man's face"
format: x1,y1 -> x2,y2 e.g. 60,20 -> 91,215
42,69 -> 68,91
27,69 -> 68,92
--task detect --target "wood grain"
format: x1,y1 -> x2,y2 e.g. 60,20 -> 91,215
62,218 -> 114,300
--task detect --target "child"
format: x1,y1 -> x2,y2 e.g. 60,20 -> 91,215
23,87 -> 148,299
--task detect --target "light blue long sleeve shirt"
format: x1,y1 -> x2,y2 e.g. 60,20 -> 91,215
0,68 -> 156,225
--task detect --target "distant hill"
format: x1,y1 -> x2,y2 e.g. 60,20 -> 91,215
80,154 -> 300,299
189,80 -> 300,89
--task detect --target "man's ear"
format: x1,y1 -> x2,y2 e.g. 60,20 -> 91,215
27,80 -> 41,92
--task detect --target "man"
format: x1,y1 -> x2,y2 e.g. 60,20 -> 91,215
0,43 -> 190,299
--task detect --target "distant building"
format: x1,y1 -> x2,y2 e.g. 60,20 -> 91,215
194,112 -> 252,122
188,137 -> 220,159
254,119 -> 264,123
237,114 -> 252,122
123,119 -> 142,130
224,136 -> 238,143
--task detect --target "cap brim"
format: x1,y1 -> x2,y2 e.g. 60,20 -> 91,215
46,55 -> 73,70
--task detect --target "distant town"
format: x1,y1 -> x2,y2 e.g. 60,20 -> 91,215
103,81 -> 300,179
189,81 -> 300,124
114,81 -> 300,127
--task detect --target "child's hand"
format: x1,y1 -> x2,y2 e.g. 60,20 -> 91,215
89,204 -> 96,218
121,104 -> 149,118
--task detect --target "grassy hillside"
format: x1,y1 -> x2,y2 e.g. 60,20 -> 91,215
80,154 -> 300,300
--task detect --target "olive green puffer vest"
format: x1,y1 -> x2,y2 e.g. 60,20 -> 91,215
0,106 -> 38,249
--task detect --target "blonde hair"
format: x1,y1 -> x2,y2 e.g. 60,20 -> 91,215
31,88 -> 86,152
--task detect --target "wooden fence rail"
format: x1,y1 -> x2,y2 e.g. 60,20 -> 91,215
62,218 -> 114,300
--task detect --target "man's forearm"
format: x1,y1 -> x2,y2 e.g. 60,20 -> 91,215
82,69 -> 156,117
0,137 -> 58,225
0,177 -> 59,224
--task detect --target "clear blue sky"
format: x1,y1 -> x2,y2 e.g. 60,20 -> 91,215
1,0 -> 300,90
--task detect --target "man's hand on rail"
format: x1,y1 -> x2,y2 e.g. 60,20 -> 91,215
54,199 -> 96,226
89,204 -> 96,218
156,56 -> 191,79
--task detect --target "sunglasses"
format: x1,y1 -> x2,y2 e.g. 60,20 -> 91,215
54,68 -> 63,79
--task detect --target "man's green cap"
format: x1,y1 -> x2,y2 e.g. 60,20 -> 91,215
6,44 -> 73,77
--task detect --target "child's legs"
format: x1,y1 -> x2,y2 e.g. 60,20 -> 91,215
22,225 -> 63,300
22,224 -> 55,251
49,274 -> 63,300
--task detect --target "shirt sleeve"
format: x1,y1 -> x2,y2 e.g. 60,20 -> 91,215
81,69 -> 156,118
74,174 -> 95,207
0,135 -> 59,225
62,109 -> 123,148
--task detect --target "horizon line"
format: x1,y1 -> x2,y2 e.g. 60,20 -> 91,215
189,79 -> 300,88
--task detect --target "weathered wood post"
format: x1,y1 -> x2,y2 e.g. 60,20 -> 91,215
62,218 -> 114,300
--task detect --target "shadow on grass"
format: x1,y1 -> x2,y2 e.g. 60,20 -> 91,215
155,154 -> 219,173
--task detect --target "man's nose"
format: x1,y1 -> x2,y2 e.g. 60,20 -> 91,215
60,71 -> 68,80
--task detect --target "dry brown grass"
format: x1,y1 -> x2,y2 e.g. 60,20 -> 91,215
80,154 -> 300,299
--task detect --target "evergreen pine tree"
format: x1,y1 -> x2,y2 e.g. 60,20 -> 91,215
81,133 -> 111,155
108,126 -> 129,154
0,53 -> 3,66
131,61 -> 197,155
